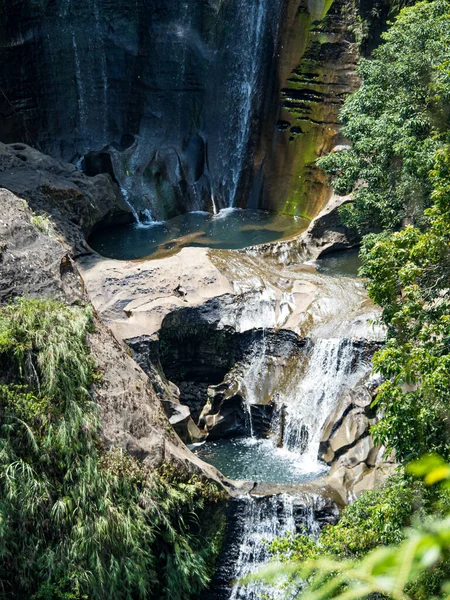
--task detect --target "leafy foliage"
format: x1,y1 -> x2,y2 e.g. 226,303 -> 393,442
359,146 -> 450,462
318,0 -> 450,233
263,1 -> 450,595
268,475 -> 418,565
267,144 -> 450,595
261,460 -> 450,599
0,298 -> 225,600
263,518 -> 450,600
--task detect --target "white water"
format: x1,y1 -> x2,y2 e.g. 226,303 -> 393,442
219,287 -> 281,333
203,339 -> 368,598
238,331 -> 270,438
229,338 -> 368,480
229,2 -> 266,207
234,334 -> 368,469
218,0 -> 274,208
240,333 -> 268,411
229,495 -> 295,600
228,495 -> 320,600
93,0 -> 108,138
275,339 -> 368,469
119,186 -> 140,223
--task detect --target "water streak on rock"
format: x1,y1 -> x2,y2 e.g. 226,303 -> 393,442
72,32 -> 87,134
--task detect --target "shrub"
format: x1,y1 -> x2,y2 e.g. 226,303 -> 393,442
0,298 -> 226,599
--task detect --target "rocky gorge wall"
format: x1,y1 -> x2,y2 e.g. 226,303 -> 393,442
0,0 -> 361,220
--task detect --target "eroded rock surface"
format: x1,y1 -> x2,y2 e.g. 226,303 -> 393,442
252,191 -> 360,265
78,247 -> 233,340
321,377 -> 397,502
0,142 -> 127,248
0,0 -> 369,220
292,362 -> 394,505
76,191 -> 389,499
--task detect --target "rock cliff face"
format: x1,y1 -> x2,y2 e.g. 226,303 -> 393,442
256,0 -> 360,218
0,0 -> 360,219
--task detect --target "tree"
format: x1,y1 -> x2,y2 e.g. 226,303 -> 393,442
317,0 -> 450,233
360,146 -> 450,462
258,457 -> 450,600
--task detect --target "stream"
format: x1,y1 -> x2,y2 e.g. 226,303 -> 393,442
83,215 -> 379,600
196,336 -> 371,599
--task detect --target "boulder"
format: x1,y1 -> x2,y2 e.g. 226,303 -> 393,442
200,393 -> 249,440
0,188 -> 81,303
0,142 -> 127,249
318,378 -> 396,503
164,401 -> 206,445
302,192 -> 361,258
319,383 -> 378,465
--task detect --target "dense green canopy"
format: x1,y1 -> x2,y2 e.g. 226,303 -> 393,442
318,0 -> 450,233
0,299 -> 224,600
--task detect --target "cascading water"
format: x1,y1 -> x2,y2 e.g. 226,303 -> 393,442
93,0 -> 108,139
240,332 -> 268,413
229,495 -> 296,600
222,1 -> 268,207
204,494 -> 322,600
227,338 -> 369,478
200,338 -> 369,598
275,339 -> 367,468
1,0 -> 302,220
209,0 -> 284,209
218,287 -> 279,333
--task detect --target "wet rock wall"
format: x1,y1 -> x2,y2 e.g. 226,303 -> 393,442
0,0 -> 361,219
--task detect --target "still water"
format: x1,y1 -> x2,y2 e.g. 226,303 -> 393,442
88,209 -> 308,260
315,247 -> 361,278
193,437 -> 328,484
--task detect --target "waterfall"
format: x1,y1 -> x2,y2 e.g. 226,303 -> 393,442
276,339 -> 367,465
233,337 -> 368,474
202,341 -> 365,598
227,1 -> 267,208
218,287 -> 278,333
205,494 -> 322,600
229,495 -> 295,600
239,332 -> 269,437
72,32 -> 87,134
215,0 -> 281,208
93,0 -> 108,138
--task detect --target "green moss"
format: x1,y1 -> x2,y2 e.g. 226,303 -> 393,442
281,120 -> 326,217
277,1 -> 339,217
30,211 -> 54,236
